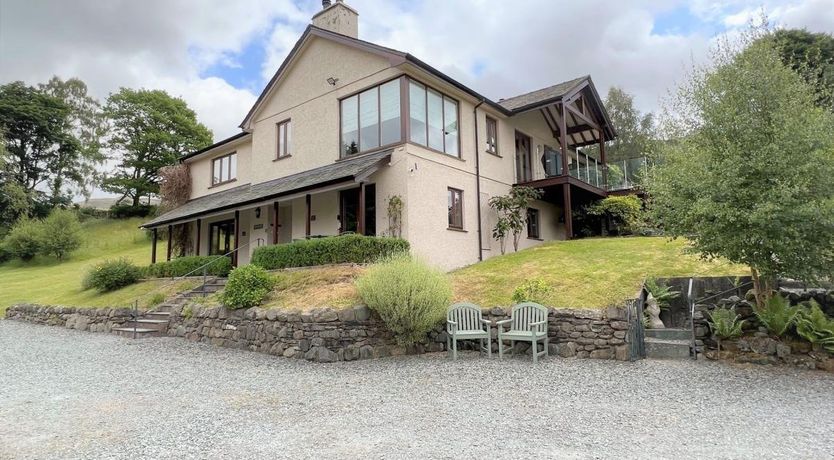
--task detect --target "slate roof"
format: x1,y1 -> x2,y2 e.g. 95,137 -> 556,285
141,150 -> 392,228
497,76 -> 589,112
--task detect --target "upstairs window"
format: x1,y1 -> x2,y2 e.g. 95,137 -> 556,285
212,152 -> 237,186
485,116 -> 498,155
527,208 -> 540,239
276,120 -> 291,159
409,80 -> 459,157
448,188 -> 464,230
341,79 -> 401,157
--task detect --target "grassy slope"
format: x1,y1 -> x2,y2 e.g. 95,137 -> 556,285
451,237 -> 747,308
0,218 -> 192,315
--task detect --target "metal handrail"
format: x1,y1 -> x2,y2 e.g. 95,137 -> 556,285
687,278 -> 755,360
125,237 -> 266,338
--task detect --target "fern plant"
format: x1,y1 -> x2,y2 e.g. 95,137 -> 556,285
795,300 -> 834,353
707,307 -> 744,351
645,277 -> 680,310
755,294 -> 799,338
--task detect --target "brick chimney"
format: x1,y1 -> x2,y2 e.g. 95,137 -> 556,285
312,0 -> 358,39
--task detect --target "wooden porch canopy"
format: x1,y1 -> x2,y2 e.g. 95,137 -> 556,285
499,76 -> 617,238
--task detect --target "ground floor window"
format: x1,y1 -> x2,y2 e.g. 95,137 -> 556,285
208,220 -> 235,255
527,208 -> 540,238
448,188 -> 463,230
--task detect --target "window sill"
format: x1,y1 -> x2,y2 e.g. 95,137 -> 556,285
486,151 -> 501,158
527,236 -> 543,241
209,178 -> 237,189
447,227 -> 467,233
273,154 -> 292,162
338,142 -> 405,162
406,142 -> 465,162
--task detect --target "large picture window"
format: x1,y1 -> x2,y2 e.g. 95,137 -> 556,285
409,80 -> 459,157
341,79 -> 401,157
212,152 -> 237,186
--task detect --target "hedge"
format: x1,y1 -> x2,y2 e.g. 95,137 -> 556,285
251,234 -> 409,269
145,255 -> 232,278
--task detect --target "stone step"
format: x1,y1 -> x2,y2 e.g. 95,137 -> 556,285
112,327 -> 161,338
144,311 -> 171,321
645,338 -> 692,360
124,319 -> 169,332
645,328 -> 692,341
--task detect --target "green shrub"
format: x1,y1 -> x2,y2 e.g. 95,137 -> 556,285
645,277 -> 680,310
587,195 -> 644,235
109,204 -> 156,219
220,265 -> 274,310
2,217 -> 43,261
82,258 -> 142,292
511,278 -> 552,304
40,209 -> 83,260
755,294 -> 799,337
251,234 -> 409,269
145,256 -> 232,278
707,307 -> 744,350
356,254 -> 451,346
796,300 -> 834,352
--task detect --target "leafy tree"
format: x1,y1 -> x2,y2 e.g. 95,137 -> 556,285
489,186 -> 542,253
765,29 -> 834,111
2,217 -> 43,261
40,208 -> 82,260
0,81 -> 82,207
0,136 -> 31,230
39,77 -> 107,199
648,31 -> 834,308
584,86 -> 656,163
102,88 -> 212,207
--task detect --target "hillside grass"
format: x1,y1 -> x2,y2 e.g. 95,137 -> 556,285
451,237 -> 747,308
0,217 -> 192,315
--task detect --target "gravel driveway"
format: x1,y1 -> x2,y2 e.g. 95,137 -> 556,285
1,320 -> 833,460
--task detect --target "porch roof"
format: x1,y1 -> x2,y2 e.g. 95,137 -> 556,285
141,149 -> 392,229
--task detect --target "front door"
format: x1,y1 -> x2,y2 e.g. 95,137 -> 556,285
515,131 -> 532,183
208,220 -> 235,256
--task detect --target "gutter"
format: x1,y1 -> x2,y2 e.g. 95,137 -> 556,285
473,99 -> 485,262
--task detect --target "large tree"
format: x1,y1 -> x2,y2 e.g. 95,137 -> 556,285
596,86 -> 656,163
102,88 -> 212,207
39,77 -> 107,199
648,34 -> 834,307
766,29 -> 834,111
0,81 -> 82,207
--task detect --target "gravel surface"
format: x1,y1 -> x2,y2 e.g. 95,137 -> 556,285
1,320 -> 833,460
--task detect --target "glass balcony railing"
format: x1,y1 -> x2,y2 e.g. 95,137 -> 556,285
516,146 -> 646,192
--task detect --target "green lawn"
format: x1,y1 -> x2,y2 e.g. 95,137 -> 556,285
451,237 -> 747,308
0,217 -> 191,315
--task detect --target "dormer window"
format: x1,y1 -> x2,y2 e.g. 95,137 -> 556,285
340,79 -> 401,157
212,152 -> 237,186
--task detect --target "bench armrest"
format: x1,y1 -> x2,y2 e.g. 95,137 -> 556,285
480,318 -> 492,325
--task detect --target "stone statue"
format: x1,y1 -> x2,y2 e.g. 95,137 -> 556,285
645,293 -> 665,329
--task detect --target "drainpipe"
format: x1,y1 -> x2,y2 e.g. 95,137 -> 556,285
474,99 -> 485,262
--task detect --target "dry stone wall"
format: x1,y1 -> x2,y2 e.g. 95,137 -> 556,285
6,304 -> 631,363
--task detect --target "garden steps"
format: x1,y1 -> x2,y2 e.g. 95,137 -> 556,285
645,337 -> 692,359
645,328 -> 692,341
123,319 -> 169,332
111,327 -> 161,338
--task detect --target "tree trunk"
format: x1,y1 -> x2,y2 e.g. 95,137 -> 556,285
132,194 -> 140,207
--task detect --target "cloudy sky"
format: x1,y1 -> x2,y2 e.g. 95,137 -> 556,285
1,0 -> 833,144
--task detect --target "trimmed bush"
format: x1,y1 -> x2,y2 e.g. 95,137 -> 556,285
40,209 -> 83,260
145,255 -> 232,278
511,278 -> 552,304
2,218 -> 43,261
251,234 -> 409,269
356,254 -> 452,346
220,265 -> 274,310
83,258 -> 142,292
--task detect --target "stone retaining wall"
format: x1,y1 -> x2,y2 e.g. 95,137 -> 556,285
5,304 -> 135,332
6,303 -> 631,363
